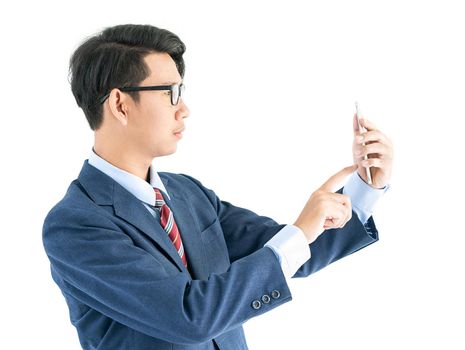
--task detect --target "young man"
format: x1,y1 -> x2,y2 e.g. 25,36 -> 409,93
43,24 -> 393,349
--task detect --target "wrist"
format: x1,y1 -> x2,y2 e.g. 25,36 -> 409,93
292,222 -> 316,244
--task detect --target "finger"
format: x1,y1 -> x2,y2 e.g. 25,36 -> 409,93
326,192 -> 352,206
345,209 -> 353,226
360,118 -> 379,132
331,213 -> 349,229
355,130 -> 389,145
361,158 -> 383,168
337,200 -> 352,227
328,201 -> 351,226
353,113 -> 361,133
324,208 -> 351,229
323,214 -> 344,229
343,203 -> 353,226
356,142 -> 390,159
353,113 -> 367,137
325,204 -> 352,229
319,165 -> 358,192
323,218 -> 336,230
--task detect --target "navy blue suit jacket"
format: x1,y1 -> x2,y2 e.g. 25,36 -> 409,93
42,160 -> 379,349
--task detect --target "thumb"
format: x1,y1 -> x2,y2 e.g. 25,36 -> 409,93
319,164 -> 358,192
353,113 -> 360,133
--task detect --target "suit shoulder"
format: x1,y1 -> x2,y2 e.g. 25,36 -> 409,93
159,172 -> 208,190
158,172 -> 219,207
42,180 -> 111,233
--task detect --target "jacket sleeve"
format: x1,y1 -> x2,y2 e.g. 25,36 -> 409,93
292,187 -> 379,278
42,206 -> 291,345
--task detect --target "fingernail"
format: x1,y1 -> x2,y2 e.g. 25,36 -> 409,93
356,136 -> 364,142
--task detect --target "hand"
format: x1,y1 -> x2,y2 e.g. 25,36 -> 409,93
352,115 -> 393,189
294,165 -> 357,244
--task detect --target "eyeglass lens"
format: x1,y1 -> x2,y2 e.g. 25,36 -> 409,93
172,84 -> 185,105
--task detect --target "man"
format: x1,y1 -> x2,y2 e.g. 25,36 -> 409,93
43,24 -> 393,349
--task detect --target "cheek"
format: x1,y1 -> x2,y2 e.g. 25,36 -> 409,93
132,99 -> 172,134
141,111 -> 171,137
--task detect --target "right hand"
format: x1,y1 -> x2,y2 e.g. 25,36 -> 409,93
293,165 -> 358,244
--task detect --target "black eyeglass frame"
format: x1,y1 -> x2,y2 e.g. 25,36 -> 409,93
99,83 -> 185,105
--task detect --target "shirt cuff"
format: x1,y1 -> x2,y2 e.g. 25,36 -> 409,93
265,224 -> 311,279
343,171 -> 391,224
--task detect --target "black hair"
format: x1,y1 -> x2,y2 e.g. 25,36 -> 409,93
69,24 -> 186,130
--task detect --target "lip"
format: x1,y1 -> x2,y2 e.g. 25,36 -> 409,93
174,128 -> 185,138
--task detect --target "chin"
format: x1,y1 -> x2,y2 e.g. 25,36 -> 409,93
154,146 -> 177,158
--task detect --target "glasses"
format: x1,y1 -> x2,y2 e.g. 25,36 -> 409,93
99,83 -> 185,106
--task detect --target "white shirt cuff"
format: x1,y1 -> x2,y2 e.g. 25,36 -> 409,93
265,224 -> 311,279
343,171 -> 390,224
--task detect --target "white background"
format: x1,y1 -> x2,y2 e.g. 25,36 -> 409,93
1,0 -> 464,349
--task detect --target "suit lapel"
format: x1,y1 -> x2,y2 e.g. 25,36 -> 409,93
78,160 -> 186,273
112,184 -> 187,273
161,180 -> 207,280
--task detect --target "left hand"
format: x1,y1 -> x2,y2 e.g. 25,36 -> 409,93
352,114 -> 393,189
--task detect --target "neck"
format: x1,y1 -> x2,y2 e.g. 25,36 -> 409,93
92,143 -> 152,182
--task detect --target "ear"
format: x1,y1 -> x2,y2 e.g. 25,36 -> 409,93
107,89 -> 130,126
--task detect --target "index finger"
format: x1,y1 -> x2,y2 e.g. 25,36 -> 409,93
319,164 -> 358,192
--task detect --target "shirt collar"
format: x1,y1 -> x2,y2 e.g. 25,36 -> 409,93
88,148 -> 170,206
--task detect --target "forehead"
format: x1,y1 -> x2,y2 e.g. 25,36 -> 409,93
142,52 -> 182,85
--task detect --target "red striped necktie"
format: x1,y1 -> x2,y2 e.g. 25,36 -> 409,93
153,188 -> 188,267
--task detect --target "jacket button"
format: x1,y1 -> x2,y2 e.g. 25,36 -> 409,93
261,294 -> 271,304
271,290 -> 281,299
252,300 -> 262,310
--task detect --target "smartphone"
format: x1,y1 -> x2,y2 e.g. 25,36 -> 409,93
355,102 -> 373,185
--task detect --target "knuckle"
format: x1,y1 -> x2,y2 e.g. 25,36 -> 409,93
346,202 -> 352,213
347,204 -> 353,215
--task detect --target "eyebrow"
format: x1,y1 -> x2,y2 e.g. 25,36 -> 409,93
161,81 -> 182,85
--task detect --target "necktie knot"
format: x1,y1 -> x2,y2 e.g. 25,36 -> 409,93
153,188 -> 166,209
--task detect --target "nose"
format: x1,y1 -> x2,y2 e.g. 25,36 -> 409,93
176,99 -> 190,120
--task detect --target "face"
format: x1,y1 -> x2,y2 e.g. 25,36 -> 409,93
116,52 -> 190,158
